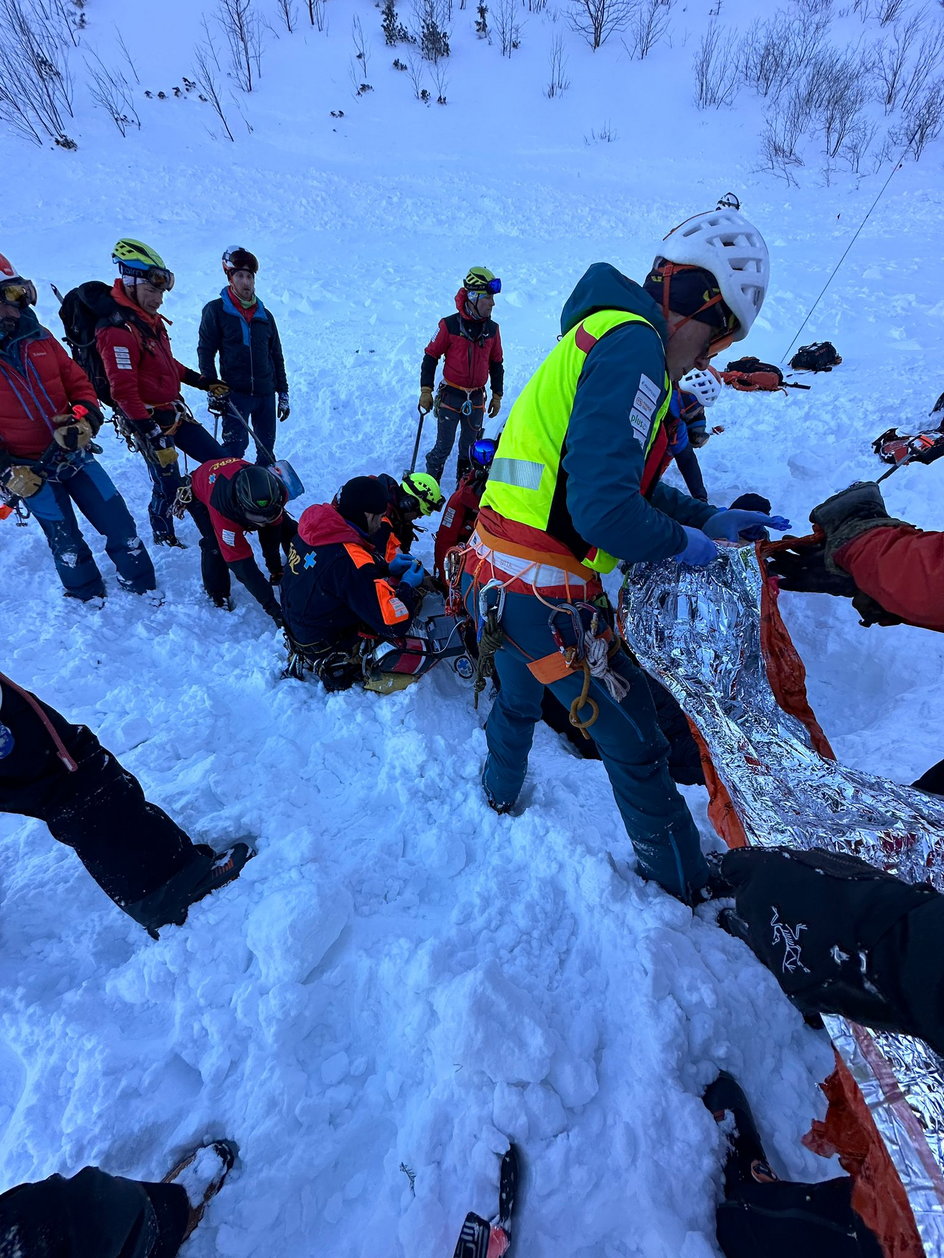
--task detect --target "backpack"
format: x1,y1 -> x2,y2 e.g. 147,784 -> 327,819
57,281 -> 154,408
790,342 -> 842,372
722,356 -> 785,393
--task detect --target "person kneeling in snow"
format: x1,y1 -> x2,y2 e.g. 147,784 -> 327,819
188,457 -> 296,624
374,470 -> 444,563
280,475 -> 425,689
0,671 -> 251,937
766,481 -> 944,794
0,1138 -> 237,1258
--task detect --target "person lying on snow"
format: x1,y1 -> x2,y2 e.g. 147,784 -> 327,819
767,480 -> 944,795
0,1138 -> 238,1258
280,476 -> 426,690
188,457 -> 296,624
0,672 -> 251,938
373,470 -> 444,563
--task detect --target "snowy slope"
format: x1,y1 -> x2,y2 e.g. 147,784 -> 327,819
2,0 -> 944,1253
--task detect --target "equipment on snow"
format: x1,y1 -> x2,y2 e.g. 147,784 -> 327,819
409,404 -> 426,474
790,341 -> 842,372
451,1146 -> 519,1258
721,356 -> 810,393
872,421 -> 944,481
162,1138 -> 239,1240
679,366 -> 722,407
213,397 -> 304,500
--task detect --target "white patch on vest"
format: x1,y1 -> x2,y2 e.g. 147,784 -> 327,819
631,388 -> 656,422
636,373 -> 660,405
222,529 -> 237,547
443,506 -> 455,528
113,346 -> 132,370
390,598 -> 408,618
630,409 -> 651,441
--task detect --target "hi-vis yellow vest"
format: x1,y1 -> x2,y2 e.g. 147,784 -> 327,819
481,309 -> 670,574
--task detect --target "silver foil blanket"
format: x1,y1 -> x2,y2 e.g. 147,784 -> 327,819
618,549 -> 944,1254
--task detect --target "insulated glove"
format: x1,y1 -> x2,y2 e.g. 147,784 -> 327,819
765,539 -> 902,627
388,552 -> 418,578
277,392 -> 290,422
674,526 -> 718,567
396,558 -> 425,588
703,509 -> 791,543
1,465 -> 43,498
52,418 -> 93,452
202,378 -> 230,398
418,387 -> 434,415
487,393 -> 502,419
809,481 -> 905,569
718,846 -> 944,1052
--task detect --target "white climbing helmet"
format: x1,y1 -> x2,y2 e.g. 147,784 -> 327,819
679,366 -> 723,407
654,206 -> 769,341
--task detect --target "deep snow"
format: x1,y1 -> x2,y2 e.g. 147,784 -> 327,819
2,0 -> 944,1253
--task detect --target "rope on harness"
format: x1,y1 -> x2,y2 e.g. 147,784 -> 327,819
474,608 -> 503,710
171,478 -> 193,519
568,661 -> 599,737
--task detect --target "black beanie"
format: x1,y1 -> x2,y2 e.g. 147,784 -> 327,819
337,476 -> 388,532
643,264 -> 732,330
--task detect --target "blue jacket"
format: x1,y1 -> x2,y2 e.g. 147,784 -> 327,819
558,263 -> 718,565
197,289 -> 288,397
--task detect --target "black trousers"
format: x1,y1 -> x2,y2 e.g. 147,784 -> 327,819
0,675 -> 209,927
0,1166 -> 189,1258
718,1176 -> 882,1258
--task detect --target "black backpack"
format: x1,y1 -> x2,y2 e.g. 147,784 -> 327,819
790,342 -> 842,372
57,281 -> 154,408
725,355 -> 784,383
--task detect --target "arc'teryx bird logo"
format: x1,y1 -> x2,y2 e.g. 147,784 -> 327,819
770,908 -> 810,975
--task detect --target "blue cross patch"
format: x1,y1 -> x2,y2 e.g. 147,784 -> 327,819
304,553 -> 316,569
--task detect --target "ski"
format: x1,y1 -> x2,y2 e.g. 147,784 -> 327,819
451,1146 -> 519,1258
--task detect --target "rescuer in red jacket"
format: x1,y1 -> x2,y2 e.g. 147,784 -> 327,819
768,480 -> 944,793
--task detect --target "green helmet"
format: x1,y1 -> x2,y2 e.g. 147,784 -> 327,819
401,471 -> 444,516
464,267 -> 501,295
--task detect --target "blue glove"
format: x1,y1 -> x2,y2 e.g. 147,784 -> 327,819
388,552 -> 415,577
703,509 -> 791,542
395,557 -> 425,588
674,526 -> 718,566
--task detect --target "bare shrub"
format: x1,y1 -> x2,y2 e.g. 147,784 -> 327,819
790,0 -> 832,13
800,47 -> 869,158
275,0 -> 298,32
432,59 -> 447,101
569,0 -> 634,50
761,90 -> 805,181
217,0 -> 264,91
86,50 -> 140,135
405,51 -> 427,97
413,0 -> 451,60
894,76 -> 944,156
626,0 -> 672,60
546,31 -> 569,95
494,0 -> 521,55
876,0 -> 908,25
194,33 -> 236,140
900,19 -> 944,112
740,12 -> 828,99
693,25 -> 739,107
585,119 -> 618,143
0,0 -> 75,146
874,13 -> 923,110
306,0 -> 327,30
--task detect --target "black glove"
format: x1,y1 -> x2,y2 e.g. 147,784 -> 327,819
809,481 -> 906,568
719,846 -> 942,1042
765,539 -> 858,596
265,602 -> 284,628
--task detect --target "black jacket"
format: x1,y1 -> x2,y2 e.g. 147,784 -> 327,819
198,289 -> 288,397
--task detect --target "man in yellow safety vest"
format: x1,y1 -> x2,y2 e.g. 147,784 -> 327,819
463,204 -> 784,902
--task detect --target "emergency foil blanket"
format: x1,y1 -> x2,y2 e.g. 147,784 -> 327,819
617,548 -> 944,1255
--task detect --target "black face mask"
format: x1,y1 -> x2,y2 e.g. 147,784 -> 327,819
0,315 -> 19,338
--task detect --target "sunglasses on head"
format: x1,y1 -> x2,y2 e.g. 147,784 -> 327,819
468,278 -> 501,296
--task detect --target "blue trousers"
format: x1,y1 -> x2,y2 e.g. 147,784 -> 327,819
26,456 -> 156,601
220,391 -> 277,466
143,418 -> 223,544
465,580 -> 708,899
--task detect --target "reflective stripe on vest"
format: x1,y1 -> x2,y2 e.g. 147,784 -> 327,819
481,309 -> 670,574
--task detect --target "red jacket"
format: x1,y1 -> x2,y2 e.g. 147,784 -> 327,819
421,313 -> 503,393
0,318 -> 99,460
835,526 -> 944,632
96,282 -> 192,422
434,472 -> 485,580
190,456 -> 279,563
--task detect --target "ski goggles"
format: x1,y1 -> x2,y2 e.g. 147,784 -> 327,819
0,280 -> 36,307
467,278 -> 501,295
119,263 -> 175,291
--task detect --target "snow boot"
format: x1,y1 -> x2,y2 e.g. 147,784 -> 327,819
703,1071 -> 777,1191
125,843 -> 253,938
162,1138 -> 238,1239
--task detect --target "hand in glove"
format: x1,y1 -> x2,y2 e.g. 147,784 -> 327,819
674,525 -> 718,567
201,377 -> 230,398
388,552 -> 419,578
809,482 -> 904,567
395,557 -> 425,588
703,508 -> 791,543
277,392 -> 290,422
418,387 -> 434,415
53,418 -> 93,452
487,393 -> 502,419
1,464 -> 44,498
765,539 -> 902,627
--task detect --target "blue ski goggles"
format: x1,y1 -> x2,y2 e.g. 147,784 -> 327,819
468,277 -> 501,296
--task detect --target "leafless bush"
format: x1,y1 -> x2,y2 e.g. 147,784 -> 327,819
194,34 -> 236,140
585,119 -> 617,143
546,31 -> 569,95
625,0 -> 672,60
432,59 -> 447,101
693,25 -> 739,107
760,103 -> 805,183
852,0 -> 872,16
740,12 -> 828,99
800,47 -> 869,158
874,13 -> 923,110
790,0 -> 832,13
351,14 -> 370,77
0,0 -> 75,146
569,0 -> 634,50
894,76 -> 944,156
306,0 -> 327,30
838,117 -> 876,172
405,51 -> 427,97
217,0 -> 264,91
900,19 -> 944,112
275,0 -> 297,32
877,0 -> 908,25
494,0 -> 521,55
413,0 -> 450,60
86,50 -> 140,135
526,0 -> 547,10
